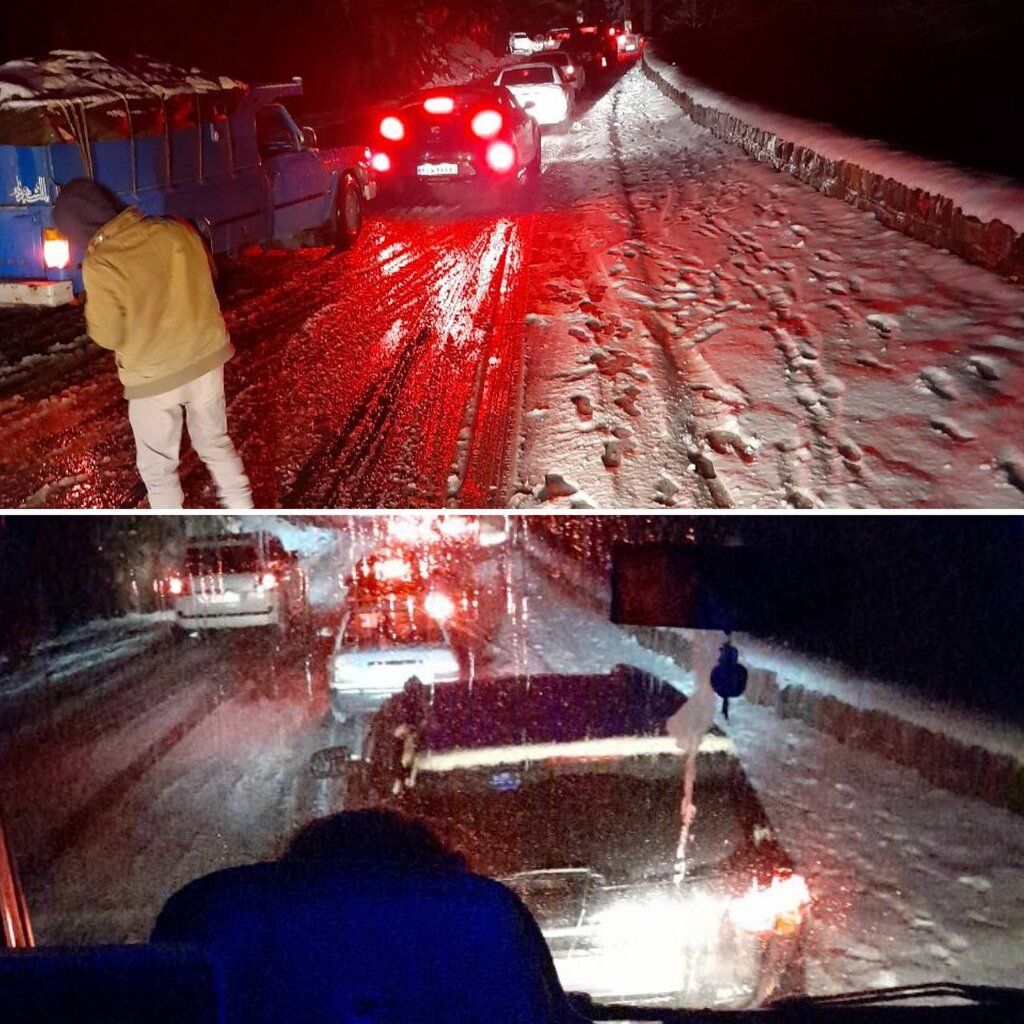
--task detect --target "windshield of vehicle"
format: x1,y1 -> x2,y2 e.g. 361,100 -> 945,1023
500,67 -> 557,86
2,515 -> 1022,1013
184,543 -> 262,574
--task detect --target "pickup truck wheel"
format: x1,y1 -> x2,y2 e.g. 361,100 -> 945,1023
334,175 -> 364,250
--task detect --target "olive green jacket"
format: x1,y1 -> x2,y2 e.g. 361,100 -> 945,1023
82,208 -> 233,399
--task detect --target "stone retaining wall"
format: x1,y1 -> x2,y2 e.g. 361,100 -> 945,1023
642,51 -> 1024,283
629,625 -> 1024,817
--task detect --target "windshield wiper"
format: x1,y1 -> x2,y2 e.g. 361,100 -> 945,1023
771,983 -> 1024,1009
568,983 -> 1024,1022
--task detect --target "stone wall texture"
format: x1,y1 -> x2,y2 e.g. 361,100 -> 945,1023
642,52 -> 1024,283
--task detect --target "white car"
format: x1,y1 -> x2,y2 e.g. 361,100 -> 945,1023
494,64 -> 574,130
523,51 -> 586,96
328,604 -> 460,754
165,534 -> 306,634
508,32 -> 535,56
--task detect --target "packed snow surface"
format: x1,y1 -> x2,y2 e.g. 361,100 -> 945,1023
0,67 -> 1021,511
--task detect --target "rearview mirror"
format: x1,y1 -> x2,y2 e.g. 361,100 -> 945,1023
301,126 -> 318,149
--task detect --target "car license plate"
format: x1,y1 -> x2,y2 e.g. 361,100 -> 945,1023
204,592 -> 241,604
417,162 -> 458,177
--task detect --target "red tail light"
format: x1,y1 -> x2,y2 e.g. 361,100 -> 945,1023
423,95 -> 455,115
167,576 -> 186,596
43,229 -> 70,270
379,115 -> 405,141
259,571 -> 278,590
470,109 -> 503,139
371,152 -> 392,173
485,141 -> 516,174
607,26 -> 616,36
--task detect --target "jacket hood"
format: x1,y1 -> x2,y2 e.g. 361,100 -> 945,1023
53,178 -> 125,251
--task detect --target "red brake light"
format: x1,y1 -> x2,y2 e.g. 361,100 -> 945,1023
43,229 -> 70,270
168,576 -> 185,596
608,26 -> 616,36
424,591 -> 456,623
486,141 -> 516,174
371,152 -> 392,173
423,95 -> 455,115
260,571 -> 278,590
470,109 -> 503,139
379,115 -> 405,141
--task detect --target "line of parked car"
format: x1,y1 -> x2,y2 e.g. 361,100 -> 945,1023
0,28 -> 643,306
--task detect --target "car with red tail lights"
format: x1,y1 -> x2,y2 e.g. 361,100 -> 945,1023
364,666 -> 809,1010
493,64 -> 575,130
369,85 -> 541,197
162,533 -> 307,636
519,50 -> 587,97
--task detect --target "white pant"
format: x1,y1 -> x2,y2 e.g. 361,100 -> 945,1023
127,366 -> 254,509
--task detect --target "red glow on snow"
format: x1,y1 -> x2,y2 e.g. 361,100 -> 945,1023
379,116 -> 405,141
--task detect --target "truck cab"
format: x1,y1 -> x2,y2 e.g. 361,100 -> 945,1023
0,51 -> 376,306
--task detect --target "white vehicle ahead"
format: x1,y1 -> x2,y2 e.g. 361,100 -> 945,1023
164,534 -> 306,635
328,603 -> 460,753
521,50 -> 586,96
508,32 -> 536,56
494,64 -> 574,130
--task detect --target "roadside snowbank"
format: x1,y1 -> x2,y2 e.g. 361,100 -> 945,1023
642,49 -> 1024,281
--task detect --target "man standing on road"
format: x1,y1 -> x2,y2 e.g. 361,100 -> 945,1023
54,179 -> 253,509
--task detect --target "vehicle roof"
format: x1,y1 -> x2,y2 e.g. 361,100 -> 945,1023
497,64 -> 561,78
400,84 -> 505,108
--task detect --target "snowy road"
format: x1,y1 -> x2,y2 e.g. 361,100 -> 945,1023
1,66 -> 1022,508
3,538 -> 1022,1000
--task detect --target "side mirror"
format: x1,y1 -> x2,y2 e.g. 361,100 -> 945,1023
301,126 -> 318,149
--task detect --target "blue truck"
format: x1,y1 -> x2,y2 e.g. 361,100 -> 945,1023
0,52 -> 376,306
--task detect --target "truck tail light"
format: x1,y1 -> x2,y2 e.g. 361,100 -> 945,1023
470,109 -> 503,139
167,576 -> 186,596
423,95 -> 455,115
371,152 -> 392,173
43,229 -> 70,270
259,571 -> 278,590
379,115 -> 405,141
485,141 -> 516,174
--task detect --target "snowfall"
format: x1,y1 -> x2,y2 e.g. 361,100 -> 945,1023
1,523 -> 1022,1001
1,62 -> 1022,507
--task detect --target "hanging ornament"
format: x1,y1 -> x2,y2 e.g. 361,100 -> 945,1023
710,634 -> 748,720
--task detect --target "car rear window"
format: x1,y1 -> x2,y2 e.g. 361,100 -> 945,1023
185,545 -> 261,574
500,67 -> 557,86
341,606 -> 444,648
